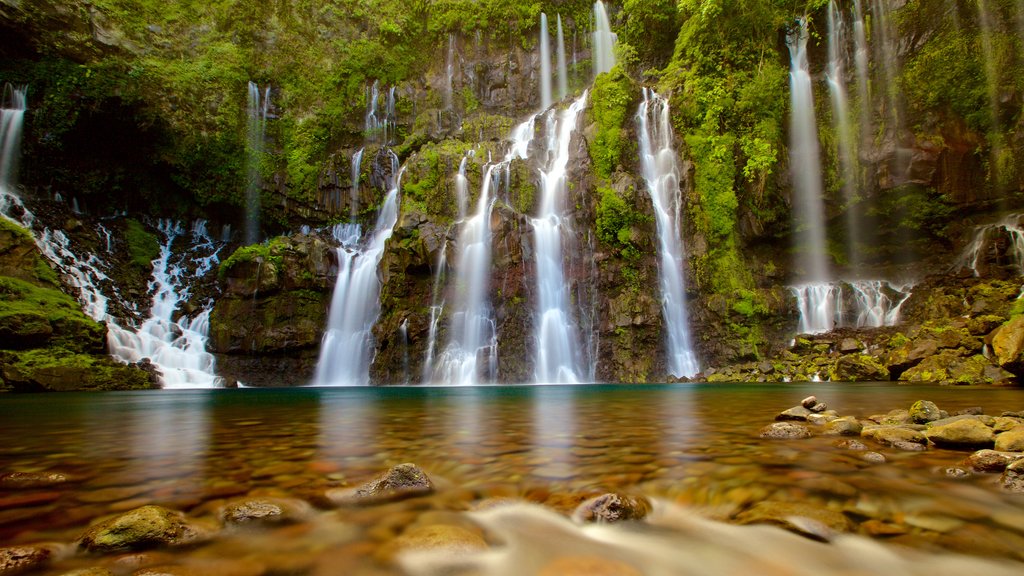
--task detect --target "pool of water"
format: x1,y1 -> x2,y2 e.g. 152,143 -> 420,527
2,382 -> 1023,575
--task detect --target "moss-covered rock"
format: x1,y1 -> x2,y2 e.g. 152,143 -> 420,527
829,354 -> 889,382
78,505 -> 210,552
0,348 -> 157,391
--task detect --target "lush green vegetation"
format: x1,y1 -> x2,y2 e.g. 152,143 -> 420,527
219,236 -> 288,277
589,66 -> 636,180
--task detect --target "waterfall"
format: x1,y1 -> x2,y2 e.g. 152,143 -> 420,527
791,280 -> 911,335
636,89 -> 699,378
107,220 -> 225,389
540,13 -> 553,110
314,151 -> 402,386
429,119 -> 535,385
592,1 -> 617,77
826,0 -> 862,270
245,82 -> 269,246
955,214 -> 1024,277
350,148 -> 364,220
365,81 -> 397,144
455,154 -> 470,220
431,166 -> 500,385
556,15 -> 568,101
1,84 -> 27,196
852,0 -> 871,151
421,242 -> 448,383
787,18 -> 829,283
533,93 -> 588,384
445,33 -> 456,111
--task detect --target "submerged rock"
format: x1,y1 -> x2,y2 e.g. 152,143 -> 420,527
537,556 -> 643,576
376,524 -> 487,563
331,463 -> 434,505
220,497 -> 310,526
759,422 -> 811,439
1000,459 -> 1024,493
734,501 -> 853,541
0,545 -> 53,575
963,449 -> 1024,473
77,505 -> 209,552
861,425 -> 926,447
0,471 -> 70,489
573,493 -> 651,524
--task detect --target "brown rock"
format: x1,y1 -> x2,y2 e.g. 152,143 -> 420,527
735,501 -> 853,541
759,422 -> 811,439
963,449 -> 1024,473
1000,459 -> 1024,493
0,472 -> 70,489
861,425 -> 926,447
991,316 -> 1024,375
0,545 -> 52,575
776,406 -> 812,421
220,497 -> 310,526
995,426 -> 1024,452
375,524 -> 487,563
823,417 -> 862,436
925,418 -> 995,449
801,396 -> 818,409
331,463 -> 434,505
573,493 -> 651,524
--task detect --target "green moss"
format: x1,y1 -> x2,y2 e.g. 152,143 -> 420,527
125,219 -> 161,269
2,347 -> 155,391
218,237 -> 287,278
0,276 -> 106,354
589,66 -> 636,180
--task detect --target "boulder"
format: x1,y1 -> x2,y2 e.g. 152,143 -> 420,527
991,316 -> 1024,376
962,449 -> 1024,472
1000,459 -> 1024,493
759,422 -> 811,439
995,426 -> 1024,452
78,505 -> 209,552
837,338 -> 861,354
330,463 -> 434,505
909,400 -> 943,424
925,418 -> 995,449
823,417 -> 863,436
572,493 -> 651,524
829,354 -> 889,381
776,406 -> 812,421
861,425 -> 926,447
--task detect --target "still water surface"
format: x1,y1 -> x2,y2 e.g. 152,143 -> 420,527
2,383 -> 1024,574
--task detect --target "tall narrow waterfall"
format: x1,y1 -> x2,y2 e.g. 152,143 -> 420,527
533,94 -> 587,383
314,151 -> 401,386
107,221 -> 225,388
592,1 -> 617,77
540,13 -> 553,109
350,148 -> 363,220
556,15 -> 568,101
826,1 -> 862,269
788,19 -> 829,284
365,81 -> 397,144
245,82 -> 269,245
430,120 -> 535,385
636,89 -> 699,378
1,84 -> 27,196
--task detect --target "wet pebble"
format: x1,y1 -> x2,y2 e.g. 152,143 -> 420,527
0,545 -> 53,575
861,452 -> 887,464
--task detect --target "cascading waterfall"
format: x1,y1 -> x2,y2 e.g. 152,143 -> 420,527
421,242 -> 448,383
825,0 -> 862,269
592,1 -> 617,77
314,152 -> 402,386
107,220 -> 225,389
636,89 -> 699,379
445,33 -> 456,111
533,94 -> 588,384
431,165 -> 500,385
791,280 -> 912,335
455,153 -> 470,220
556,15 -> 568,101
350,148 -> 364,220
245,82 -> 270,246
429,119 -> 535,385
540,13 -> 553,110
1,83 -> 27,196
955,214 -> 1024,276
366,81 -> 397,145
787,18 -> 829,284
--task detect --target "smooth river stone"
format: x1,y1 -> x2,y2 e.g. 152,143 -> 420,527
925,419 -> 995,449
994,426 -> 1024,451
